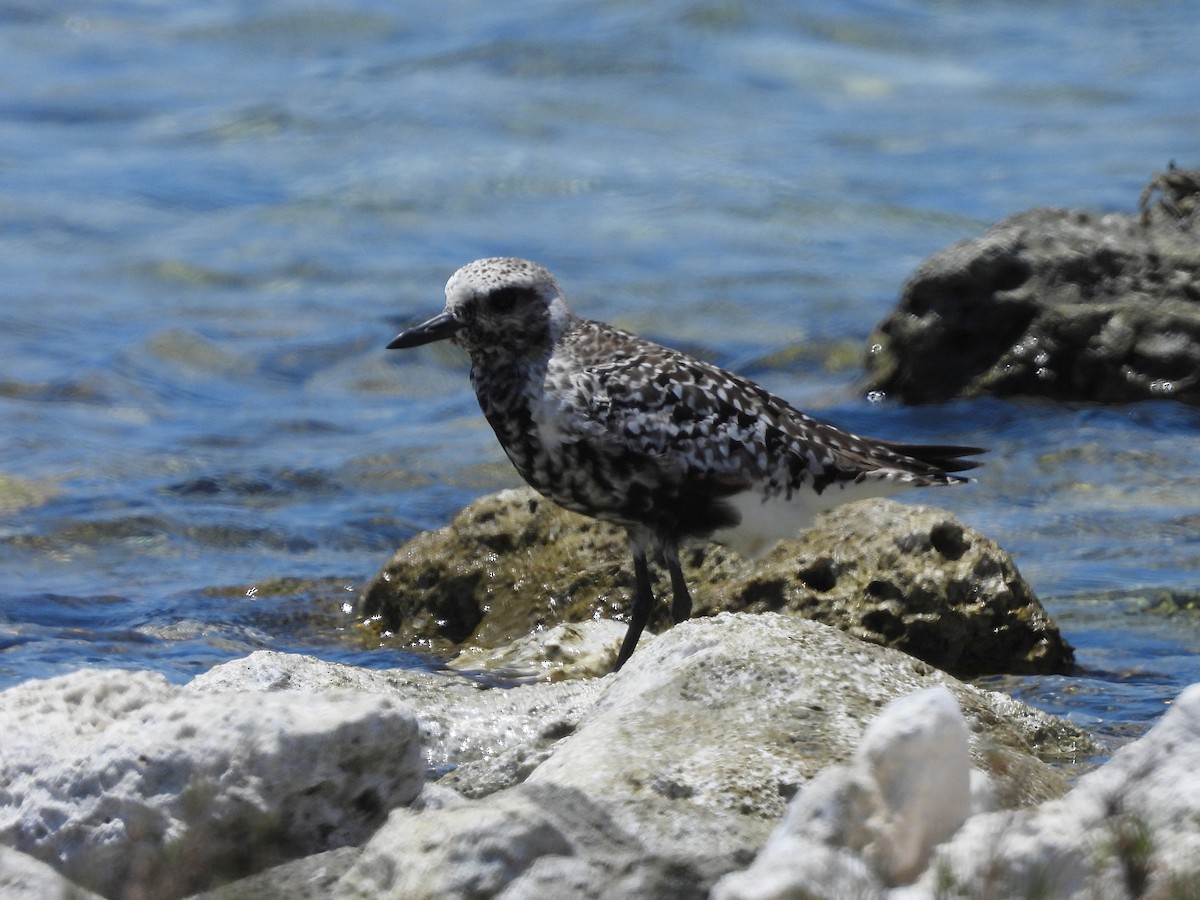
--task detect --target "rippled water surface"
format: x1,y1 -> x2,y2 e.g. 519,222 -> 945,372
3,0 -> 1199,745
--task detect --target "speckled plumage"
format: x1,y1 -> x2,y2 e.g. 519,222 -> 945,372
389,257 -> 983,668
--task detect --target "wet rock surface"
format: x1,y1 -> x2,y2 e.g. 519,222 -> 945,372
864,165 -> 1200,405
360,487 -> 1073,677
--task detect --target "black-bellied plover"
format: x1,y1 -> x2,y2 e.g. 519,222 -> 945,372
389,258 -> 983,669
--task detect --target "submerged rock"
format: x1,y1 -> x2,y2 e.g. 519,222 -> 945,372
864,164 -> 1200,405
0,474 -> 55,514
359,487 -> 1073,677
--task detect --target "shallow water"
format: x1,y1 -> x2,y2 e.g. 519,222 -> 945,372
2,1 -> 1199,746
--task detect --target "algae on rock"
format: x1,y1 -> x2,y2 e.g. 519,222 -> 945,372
360,488 -> 1073,677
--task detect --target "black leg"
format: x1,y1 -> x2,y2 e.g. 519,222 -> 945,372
615,547 -> 655,671
665,549 -> 693,624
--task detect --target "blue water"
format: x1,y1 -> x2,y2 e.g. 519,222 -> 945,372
2,1 -> 1199,744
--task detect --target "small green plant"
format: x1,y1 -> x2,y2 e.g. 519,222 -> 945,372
932,858 -> 968,900
1106,813 -> 1156,897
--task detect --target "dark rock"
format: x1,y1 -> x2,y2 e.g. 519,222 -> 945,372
359,487 -> 1073,677
864,164 -> 1200,404
187,847 -> 359,900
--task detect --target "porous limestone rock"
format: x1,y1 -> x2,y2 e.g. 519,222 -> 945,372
902,681 -> 1200,899
186,847 -> 360,900
0,845 -> 103,900
0,668 -> 423,899
187,617 -> 1094,899
189,645 -> 606,797
711,686 -> 975,899
865,165 -> 1200,405
359,488 -> 1073,677
519,615 -> 1075,887
335,783 -> 697,900
450,619 -> 633,681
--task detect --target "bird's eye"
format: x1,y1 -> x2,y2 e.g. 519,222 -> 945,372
487,287 -> 525,313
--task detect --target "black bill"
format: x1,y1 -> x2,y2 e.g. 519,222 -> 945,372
387,310 -> 461,349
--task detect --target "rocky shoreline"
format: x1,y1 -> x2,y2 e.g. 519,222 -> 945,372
4,615 -> 1199,899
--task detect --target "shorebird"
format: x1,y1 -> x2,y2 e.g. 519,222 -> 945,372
389,258 -> 983,669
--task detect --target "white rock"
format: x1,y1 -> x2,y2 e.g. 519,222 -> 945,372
0,845 -> 103,900
859,686 -> 971,882
190,648 -> 604,786
712,686 -> 972,899
451,619 -> 632,681
905,681 -> 1200,899
0,666 -> 422,898
174,617 -> 1088,898
335,782 -> 694,899
711,766 -> 887,900
524,614 -> 1066,877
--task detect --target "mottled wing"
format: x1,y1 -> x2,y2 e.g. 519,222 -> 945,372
557,320 -> 981,499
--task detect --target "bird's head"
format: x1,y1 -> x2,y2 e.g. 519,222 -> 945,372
388,257 -> 572,364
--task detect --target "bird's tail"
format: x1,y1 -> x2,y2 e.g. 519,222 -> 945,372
877,441 -> 987,477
